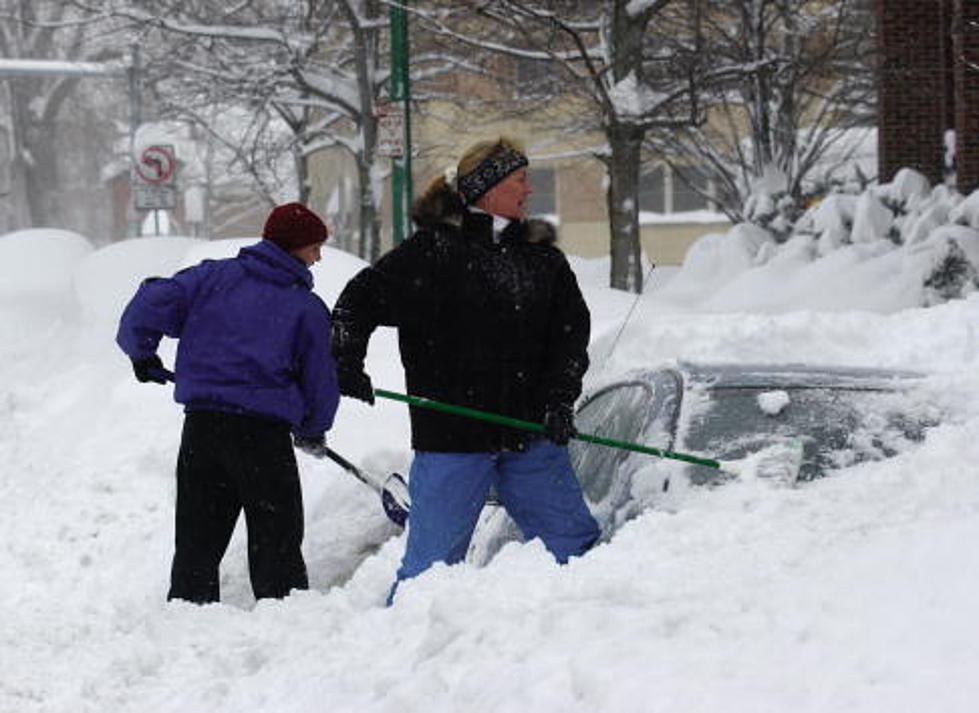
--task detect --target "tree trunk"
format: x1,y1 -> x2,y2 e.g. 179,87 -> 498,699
9,80 -> 57,228
295,145 -> 311,206
356,154 -> 381,262
606,122 -> 645,293
8,72 -> 85,229
604,0 -> 653,293
4,90 -> 31,230
356,103 -> 382,262
25,119 -> 62,227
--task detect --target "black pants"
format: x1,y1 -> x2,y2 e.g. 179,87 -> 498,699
168,411 -> 308,603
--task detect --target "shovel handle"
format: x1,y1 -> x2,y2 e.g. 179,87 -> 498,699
373,389 -> 722,470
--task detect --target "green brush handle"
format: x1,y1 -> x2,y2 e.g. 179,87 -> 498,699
373,388 -> 722,470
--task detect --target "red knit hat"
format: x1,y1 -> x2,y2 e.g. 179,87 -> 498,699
262,202 -> 329,252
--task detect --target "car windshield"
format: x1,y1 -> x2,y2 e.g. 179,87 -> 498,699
679,380 -> 935,483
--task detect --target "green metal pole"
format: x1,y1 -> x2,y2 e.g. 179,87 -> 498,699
389,1 -> 413,246
374,388 -> 724,470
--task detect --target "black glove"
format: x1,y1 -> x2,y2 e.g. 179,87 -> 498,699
543,403 -> 576,446
337,367 -> 375,405
294,433 -> 329,457
131,355 -> 171,384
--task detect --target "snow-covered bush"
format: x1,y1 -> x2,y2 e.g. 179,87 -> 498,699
742,168 -> 803,243
678,168 -> 979,308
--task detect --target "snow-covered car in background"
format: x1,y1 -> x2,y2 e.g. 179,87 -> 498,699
468,362 -> 939,562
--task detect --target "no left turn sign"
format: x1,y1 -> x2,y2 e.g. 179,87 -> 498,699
135,144 -> 177,185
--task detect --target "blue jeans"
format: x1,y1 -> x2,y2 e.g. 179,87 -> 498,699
390,440 -> 599,600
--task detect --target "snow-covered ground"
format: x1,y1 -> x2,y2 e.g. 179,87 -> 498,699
2,212 -> 979,712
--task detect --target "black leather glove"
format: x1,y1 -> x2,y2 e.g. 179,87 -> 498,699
131,355 -> 171,384
543,403 -> 576,446
294,433 -> 329,457
337,367 -> 375,405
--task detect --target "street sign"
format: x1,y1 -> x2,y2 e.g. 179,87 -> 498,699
133,185 -> 177,210
133,143 -> 178,211
135,144 -> 177,185
377,104 -> 404,158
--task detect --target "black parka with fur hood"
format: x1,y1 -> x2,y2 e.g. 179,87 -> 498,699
331,188 -> 590,452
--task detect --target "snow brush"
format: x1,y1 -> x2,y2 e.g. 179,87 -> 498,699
374,389 -> 803,481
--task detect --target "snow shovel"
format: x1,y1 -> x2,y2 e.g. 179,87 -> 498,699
155,371 -> 410,522
318,448 -> 410,528
373,389 -> 803,481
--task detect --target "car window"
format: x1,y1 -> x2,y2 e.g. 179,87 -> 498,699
679,385 -> 934,483
572,372 -> 680,504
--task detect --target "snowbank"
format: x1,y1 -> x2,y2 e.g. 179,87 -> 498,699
4,208 -> 979,712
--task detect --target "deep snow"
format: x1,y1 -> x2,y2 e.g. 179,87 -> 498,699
2,222 -> 979,713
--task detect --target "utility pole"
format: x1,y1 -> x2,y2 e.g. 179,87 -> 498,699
389,1 -> 413,245
127,44 -> 143,237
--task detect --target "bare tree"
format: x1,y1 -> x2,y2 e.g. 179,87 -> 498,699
0,0 -> 125,234
92,1 -> 383,256
646,0 -> 877,235
414,0 -> 723,292
96,0 -> 459,261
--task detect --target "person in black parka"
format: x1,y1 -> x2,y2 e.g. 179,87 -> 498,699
332,137 -> 599,601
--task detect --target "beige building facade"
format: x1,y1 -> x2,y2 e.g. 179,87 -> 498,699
310,101 -> 730,267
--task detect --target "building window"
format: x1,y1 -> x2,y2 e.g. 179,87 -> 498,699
528,166 -> 556,216
639,163 -> 710,214
639,165 -> 666,213
672,167 -> 710,212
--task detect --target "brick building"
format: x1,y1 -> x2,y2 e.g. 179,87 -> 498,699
877,0 -> 979,194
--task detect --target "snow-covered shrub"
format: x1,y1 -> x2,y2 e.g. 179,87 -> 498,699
793,193 -> 856,256
669,223 -> 774,295
948,189 -> 979,229
909,226 -> 979,305
851,191 -> 894,244
882,167 -> 932,208
919,238 -> 978,305
742,167 -> 805,243
679,167 -> 979,308
904,201 -> 950,246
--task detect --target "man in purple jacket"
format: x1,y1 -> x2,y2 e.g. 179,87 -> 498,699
116,202 -> 340,604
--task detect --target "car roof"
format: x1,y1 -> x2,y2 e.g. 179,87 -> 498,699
582,361 -> 927,400
674,361 -> 926,390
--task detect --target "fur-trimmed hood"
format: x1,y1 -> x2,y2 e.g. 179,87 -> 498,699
410,182 -> 557,246
411,181 -> 467,229
524,218 -> 557,245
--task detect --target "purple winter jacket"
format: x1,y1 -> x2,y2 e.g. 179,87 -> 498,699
116,239 -> 339,438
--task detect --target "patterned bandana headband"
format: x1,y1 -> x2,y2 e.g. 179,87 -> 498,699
456,147 -> 529,204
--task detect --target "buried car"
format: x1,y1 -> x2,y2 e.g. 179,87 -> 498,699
466,361 -> 940,562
